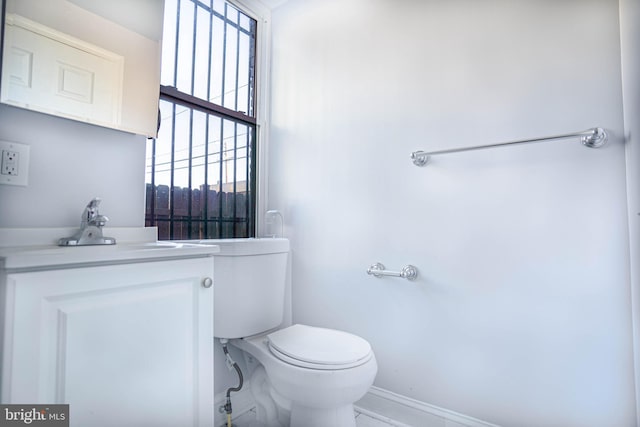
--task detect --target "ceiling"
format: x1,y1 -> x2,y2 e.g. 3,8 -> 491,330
257,0 -> 290,10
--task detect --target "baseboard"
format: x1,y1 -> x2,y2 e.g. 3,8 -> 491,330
214,387 -> 254,427
355,386 -> 500,427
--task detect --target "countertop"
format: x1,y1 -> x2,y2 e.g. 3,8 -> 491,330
0,227 -> 219,271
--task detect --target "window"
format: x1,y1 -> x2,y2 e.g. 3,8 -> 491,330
145,0 -> 257,240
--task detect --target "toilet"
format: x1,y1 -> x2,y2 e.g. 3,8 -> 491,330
212,238 -> 377,427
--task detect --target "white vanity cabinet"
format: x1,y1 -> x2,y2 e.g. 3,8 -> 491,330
1,256 -> 214,427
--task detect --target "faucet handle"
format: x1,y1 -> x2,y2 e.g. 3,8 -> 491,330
82,197 -> 103,225
85,198 -> 101,214
86,197 -> 102,208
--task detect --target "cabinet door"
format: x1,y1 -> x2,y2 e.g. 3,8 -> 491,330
2,258 -> 214,427
2,15 -> 124,129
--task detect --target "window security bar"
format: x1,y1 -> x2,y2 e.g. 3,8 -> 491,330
410,127 -> 608,167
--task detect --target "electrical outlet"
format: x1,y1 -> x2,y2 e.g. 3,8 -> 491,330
0,140 -> 30,186
2,151 -> 19,175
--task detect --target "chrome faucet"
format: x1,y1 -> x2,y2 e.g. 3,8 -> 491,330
58,198 -> 116,246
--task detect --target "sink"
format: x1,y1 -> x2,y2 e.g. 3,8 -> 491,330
118,242 -> 189,250
0,241 -> 219,270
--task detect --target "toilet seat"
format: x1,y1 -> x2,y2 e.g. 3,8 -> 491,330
267,324 -> 373,370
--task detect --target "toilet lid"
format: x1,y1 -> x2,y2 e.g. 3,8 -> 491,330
267,324 -> 372,369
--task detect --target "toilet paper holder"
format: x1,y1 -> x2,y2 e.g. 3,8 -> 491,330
366,262 -> 418,281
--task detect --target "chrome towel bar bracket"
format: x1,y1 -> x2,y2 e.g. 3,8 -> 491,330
367,262 -> 418,281
411,127 -> 608,166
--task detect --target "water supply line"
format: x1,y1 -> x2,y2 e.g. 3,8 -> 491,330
220,339 -> 244,427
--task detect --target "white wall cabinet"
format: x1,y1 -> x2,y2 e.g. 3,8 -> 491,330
1,0 -> 163,136
2,14 -> 124,131
1,257 -> 214,427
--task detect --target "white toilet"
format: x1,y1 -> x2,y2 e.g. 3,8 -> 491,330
213,238 -> 377,427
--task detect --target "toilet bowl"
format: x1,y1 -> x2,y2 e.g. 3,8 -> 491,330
210,238 -> 378,427
232,324 -> 377,427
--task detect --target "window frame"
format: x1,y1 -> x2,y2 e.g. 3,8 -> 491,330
146,0 -> 271,240
229,0 -> 272,238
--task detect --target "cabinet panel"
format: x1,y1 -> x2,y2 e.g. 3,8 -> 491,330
2,258 -> 214,427
1,0 -> 163,136
2,14 -> 124,129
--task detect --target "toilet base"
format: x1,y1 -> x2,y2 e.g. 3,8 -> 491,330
290,403 -> 356,427
231,329 -> 377,427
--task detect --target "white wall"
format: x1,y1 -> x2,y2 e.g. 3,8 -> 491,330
268,0 -> 636,426
0,104 -> 146,228
620,0 -> 640,424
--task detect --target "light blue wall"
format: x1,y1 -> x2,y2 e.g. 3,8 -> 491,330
267,0 -> 635,425
0,104 -> 146,228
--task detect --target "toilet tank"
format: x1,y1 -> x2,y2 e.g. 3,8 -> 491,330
211,238 -> 289,339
